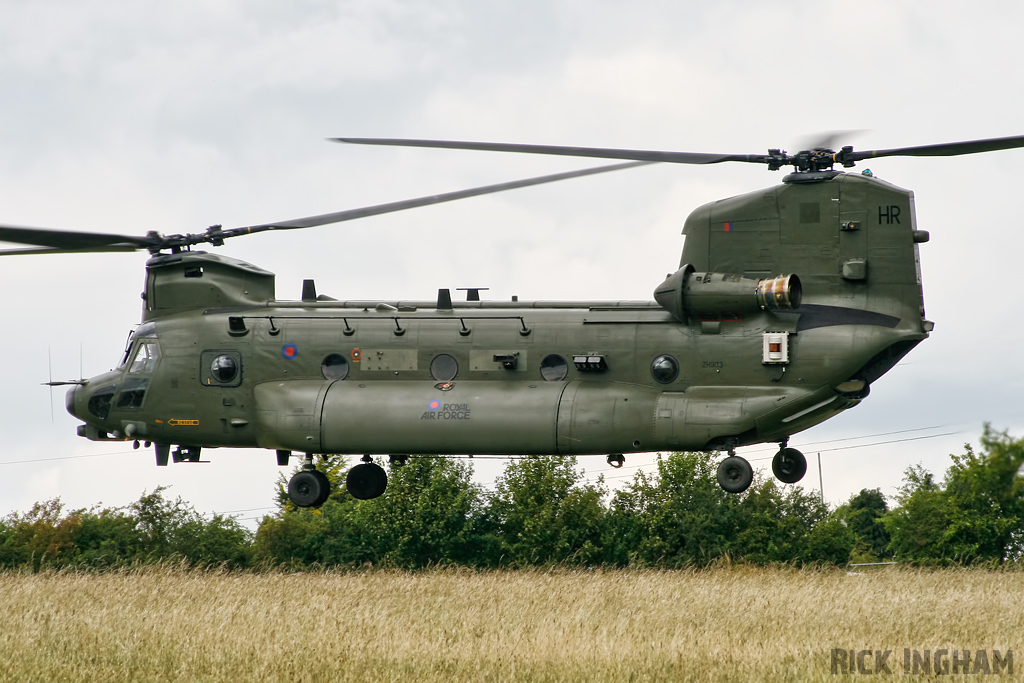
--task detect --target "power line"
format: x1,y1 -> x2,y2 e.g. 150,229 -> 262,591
0,448 -> 134,466
747,431 -> 961,462
742,424 -> 949,454
215,505 -> 278,515
581,429 -> 963,482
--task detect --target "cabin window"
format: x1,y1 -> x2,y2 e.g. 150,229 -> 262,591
539,354 -> 569,382
430,354 -> 458,382
651,355 -> 680,384
210,354 -> 239,383
201,350 -> 243,387
321,353 -> 349,381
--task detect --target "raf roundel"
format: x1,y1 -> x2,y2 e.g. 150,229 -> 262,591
281,343 -> 298,359
428,400 -> 441,411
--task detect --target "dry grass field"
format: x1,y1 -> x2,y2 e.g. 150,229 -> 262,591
0,566 -> 1020,682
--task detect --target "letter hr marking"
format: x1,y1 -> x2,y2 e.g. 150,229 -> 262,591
878,205 -> 901,224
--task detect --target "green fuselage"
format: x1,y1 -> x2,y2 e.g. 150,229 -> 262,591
68,171 -> 930,458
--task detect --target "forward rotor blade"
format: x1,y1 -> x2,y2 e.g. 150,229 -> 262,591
0,224 -> 156,253
334,137 -> 766,165
0,245 -> 143,256
849,134 -> 1024,162
0,160 -> 654,254
230,160 -> 655,234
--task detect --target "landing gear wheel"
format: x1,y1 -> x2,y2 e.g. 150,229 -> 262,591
717,455 -> 753,494
288,469 -> 331,508
347,462 -> 388,500
311,470 -> 331,506
772,447 -> 807,484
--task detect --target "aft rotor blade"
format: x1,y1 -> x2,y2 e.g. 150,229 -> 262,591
229,160 -> 655,234
850,134 -> 1024,162
0,224 -> 156,253
334,137 -> 767,166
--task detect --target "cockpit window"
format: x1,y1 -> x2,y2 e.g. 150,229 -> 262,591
88,384 -> 117,420
118,323 -> 159,369
118,335 -> 134,369
117,378 -> 150,409
129,341 -> 160,374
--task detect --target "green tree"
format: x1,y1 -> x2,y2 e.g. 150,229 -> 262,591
883,428 -> 1024,564
0,499 -> 82,570
0,489 -> 250,570
487,456 -> 607,566
252,510 -> 326,568
734,480 -> 833,564
361,456 -> 486,568
132,487 -> 190,558
172,513 -> 252,567
941,429 -> 1024,562
883,464 -> 950,564
257,455 -> 488,569
67,506 -> 143,567
131,487 -> 252,567
609,451 -> 738,567
801,515 -> 857,565
837,488 -> 891,562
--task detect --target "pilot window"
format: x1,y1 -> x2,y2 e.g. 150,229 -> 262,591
116,377 -> 150,409
129,341 -> 160,374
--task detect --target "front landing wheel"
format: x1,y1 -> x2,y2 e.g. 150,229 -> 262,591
288,470 -> 331,508
347,462 -> 388,500
717,455 -> 753,494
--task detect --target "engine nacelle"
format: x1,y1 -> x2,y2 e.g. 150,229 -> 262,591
653,264 -> 801,322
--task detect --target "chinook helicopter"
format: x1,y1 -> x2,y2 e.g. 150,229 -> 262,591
3,134 -> 1023,508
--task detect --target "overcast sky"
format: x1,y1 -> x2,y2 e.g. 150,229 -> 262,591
2,1 -> 1023,524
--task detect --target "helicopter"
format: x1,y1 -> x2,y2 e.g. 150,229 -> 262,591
4,134 -> 1024,508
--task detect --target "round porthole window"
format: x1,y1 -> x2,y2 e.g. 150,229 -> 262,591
430,354 -> 459,382
540,354 -> 569,381
651,354 -> 679,384
210,354 -> 239,383
321,353 -> 349,380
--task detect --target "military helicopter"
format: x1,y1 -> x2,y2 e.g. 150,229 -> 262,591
4,134 -> 1023,508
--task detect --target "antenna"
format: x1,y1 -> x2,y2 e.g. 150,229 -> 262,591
818,453 -> 824,504
48,346 -> 54,422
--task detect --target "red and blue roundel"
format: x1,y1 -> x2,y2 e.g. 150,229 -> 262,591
427,399 -> 441,411
281,343 -> 298,359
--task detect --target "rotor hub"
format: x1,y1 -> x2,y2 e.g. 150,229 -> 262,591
767,145 -> 857,173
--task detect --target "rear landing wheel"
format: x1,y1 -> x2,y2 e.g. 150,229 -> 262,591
347,462 -> 388,500
717,455 -> 753,494
772,447 -> 807,484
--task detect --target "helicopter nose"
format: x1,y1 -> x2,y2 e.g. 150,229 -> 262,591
65,385 -> 82,420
